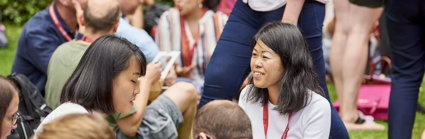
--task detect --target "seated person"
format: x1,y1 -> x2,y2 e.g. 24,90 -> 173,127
45,0 -> 120,109
11,0 -> 85,93
36,113 -> 115,139
0,76 -> 19,139
238,22 -> 331,138
156,0 -> 228,93
36,35 -> 197,139
193,100 -> 252,139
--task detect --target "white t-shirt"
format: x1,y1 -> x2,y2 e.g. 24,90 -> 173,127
35,102 -> 89,133
238,85 -> 330,139
242,0 -> 327,12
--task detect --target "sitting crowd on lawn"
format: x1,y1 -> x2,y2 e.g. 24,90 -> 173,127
1,0 -> 425,138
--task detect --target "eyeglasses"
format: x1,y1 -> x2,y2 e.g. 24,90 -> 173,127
7,112 -> 20,125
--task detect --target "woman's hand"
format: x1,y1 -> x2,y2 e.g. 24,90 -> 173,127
140,62 -> 162,87
164,65 -> 177,86
175,64 -> 195,78
281,0 -> 305,26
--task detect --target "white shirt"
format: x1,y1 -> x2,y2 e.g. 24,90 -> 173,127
238,85 -> 330,139
242,0 -> 327,12
35,102 -> 88,133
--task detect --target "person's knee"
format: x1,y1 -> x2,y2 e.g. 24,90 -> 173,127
174,82 -> 197,103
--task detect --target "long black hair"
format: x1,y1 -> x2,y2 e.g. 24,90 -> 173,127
60,35 -> 147,114
247,22 -> 324,115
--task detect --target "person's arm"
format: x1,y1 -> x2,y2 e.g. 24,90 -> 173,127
281,0 -> 305,25
156,10 -> 172,51
116,62 -> 162,137
25,31 -> 63,75
303,95 -> 331,138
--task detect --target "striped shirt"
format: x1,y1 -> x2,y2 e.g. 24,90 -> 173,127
156,8 -> 228,92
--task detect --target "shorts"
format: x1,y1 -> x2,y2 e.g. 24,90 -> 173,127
116,94 -> 183,139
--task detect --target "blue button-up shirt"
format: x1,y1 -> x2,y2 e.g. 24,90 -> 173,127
116,18 -> 159,63
12,3 -> 74,93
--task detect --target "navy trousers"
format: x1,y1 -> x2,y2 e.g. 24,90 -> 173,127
385,0 -> 425,138
199,0 -> 349,138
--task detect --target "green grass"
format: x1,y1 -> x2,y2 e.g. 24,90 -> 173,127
0,23 -> 21,76
1,23 -> 425,139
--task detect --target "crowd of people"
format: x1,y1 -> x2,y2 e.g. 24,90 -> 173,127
1,0 -> 425,138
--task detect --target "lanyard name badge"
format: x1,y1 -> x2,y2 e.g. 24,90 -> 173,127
263,102 -> 292,139
179,8 -> 207,67
49,2 -> 73,41
180,16 -> 200,67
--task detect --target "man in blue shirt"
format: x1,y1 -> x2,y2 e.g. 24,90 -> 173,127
12,0 -> 86,93
116,0 -> 159,63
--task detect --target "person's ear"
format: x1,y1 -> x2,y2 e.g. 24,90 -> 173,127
112,20 -> 120,33
199,132 -> 208,139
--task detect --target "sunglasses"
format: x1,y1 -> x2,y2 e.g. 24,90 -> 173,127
7,112 -> 20,125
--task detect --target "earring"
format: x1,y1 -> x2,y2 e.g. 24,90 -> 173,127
198,3 -> 203,8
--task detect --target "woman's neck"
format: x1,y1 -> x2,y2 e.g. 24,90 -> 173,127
184,7 -> 204,23
267,85 -> 281,105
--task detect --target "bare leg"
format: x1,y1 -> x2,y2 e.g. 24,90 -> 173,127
163,82 -> 198,139
331,0 -> 385,131
330,0 -> 351,105
341,5 -> 383,122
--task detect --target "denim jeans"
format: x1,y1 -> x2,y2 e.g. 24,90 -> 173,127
199,0 -> 349,138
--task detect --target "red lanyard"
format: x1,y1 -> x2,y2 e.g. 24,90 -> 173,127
180,16 -> 199,67
179,9 -> 207,67
49,2 -> 73,41
263,102 -> 292,139
80,35 -> 94,43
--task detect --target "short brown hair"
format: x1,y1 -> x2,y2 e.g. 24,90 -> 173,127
193,100 -> 252,139
37,113 -> 115,139
83,0 -> 119,33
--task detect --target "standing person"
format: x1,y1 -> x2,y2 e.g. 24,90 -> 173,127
329,0 -> 384,130
36,35 -> 197,139
239,23 -> 330,138
199,0 -> 349,138
384,0 -> 425,138
0,76 -> 19,139
12,0 -> 86,93
156,0 -> 228,93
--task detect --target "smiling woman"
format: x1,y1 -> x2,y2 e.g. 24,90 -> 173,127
239,22 -> 331,139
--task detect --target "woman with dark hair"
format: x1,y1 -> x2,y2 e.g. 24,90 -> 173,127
156,0 -> 228,94
0,76 -> 19,139
199,0 -> 348,138
36,35 -> 197,139
239,23 -> 330,138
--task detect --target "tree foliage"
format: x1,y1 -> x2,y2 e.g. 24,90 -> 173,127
0,0 -> 50,24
